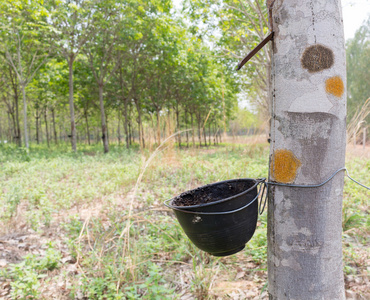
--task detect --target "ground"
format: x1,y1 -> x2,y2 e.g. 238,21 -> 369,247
0,139 -> 369,299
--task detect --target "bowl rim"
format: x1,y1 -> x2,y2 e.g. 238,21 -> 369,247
167,178 -> 259,210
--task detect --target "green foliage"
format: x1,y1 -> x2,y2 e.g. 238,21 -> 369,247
346,17 -> 370,121
183,0 -> 270,115
2,242 -> 61,299
0,144 -> 368,297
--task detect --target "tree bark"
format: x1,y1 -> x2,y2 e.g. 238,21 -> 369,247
191,112 -> 195,147
51,108 -> 57,144
98,82 -> 109,153
134,99 -> 144,148
176,106 -> 181,148
0,114 -> 3,141
36,115 -> 40,145
13,77 -> 21,147
7,111 -> 12,142
68,58 -> 77,152
117,108 -> 121,145
267,1 -> 346,299
197,113 -> 202,147
21,83 -> 29,148
44,108 -> 50,148
123,100 -> 129,148
128,119 -> 132,145
156,107 -> 161,145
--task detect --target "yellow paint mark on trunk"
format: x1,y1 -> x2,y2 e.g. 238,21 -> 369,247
271,149 -> 302,183
325,76 -> 344,98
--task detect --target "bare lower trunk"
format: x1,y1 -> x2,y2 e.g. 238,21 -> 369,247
185,110 -> 189,147
176,108 -> 181,148
52,108 -> 57,144
267,1 -> 346,299
0,115 -> 2,141
141,122 -> 145,148
11,109 -> 17,144
14,90 -> 21,147
21,83 -> 29,148
203,123 -> 207,147
197,114 -> 202,147
36,115 -> 40,144
68,59 -> 77,152
85,112 -> 90,145
98,83 -> 109,153
156,108 -> 161,145
117,109 -> 121,145
44,109 -> 49,148
135,99 -> 144,149
128,119 -> 132,145
123,101 -> 129,148
7,112 -> 12,141
191,113 -> 195,147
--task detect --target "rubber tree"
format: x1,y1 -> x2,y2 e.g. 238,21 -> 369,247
49,0 -> 96,152
267,0 -> 346,299
0,0 -> 52,148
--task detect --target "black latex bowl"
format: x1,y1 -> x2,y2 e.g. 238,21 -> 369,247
164,178 -> 260,256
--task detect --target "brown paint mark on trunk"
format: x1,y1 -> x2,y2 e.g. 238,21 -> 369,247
301,45 -> 334,73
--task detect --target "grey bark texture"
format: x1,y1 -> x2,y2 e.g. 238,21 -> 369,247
98,83 -> 109,153
21,83 -> 29,148
267,0 -> 346,299
68,59 -> 77,152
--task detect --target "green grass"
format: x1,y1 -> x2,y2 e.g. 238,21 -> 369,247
0,142 -> 368,299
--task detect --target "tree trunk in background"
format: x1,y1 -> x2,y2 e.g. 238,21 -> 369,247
117,109 -> 121,145
135,99 -> 144,148
185,110 -> 189,147
197,114 -> 202,147
106,114 -> 109,145
267,0 -> 346,299
0,115 -> 2,141
123,100 -> 129,148
7,112 -> 12,141
98,83 -> 109,153
52,108 -> 57,144
9,67 -> 21,146
68,58 -> 77,152
203,123 -> 207,147
44,109 -> 50,147
156,108 -> 161,145
128,119 -> 132,145
21,83 -> 29,148
36,115 -> 40,144
14,88 -> 21,147
141,122 -> 145,149
191,113 -> 195,147
10,109 -> 17,143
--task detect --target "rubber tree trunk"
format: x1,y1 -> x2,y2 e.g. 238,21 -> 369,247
21,83 -> 29,148
267,0 -> 346,299
98,82 -> 109,153
14,88 -> 21,147
44,109 -> 50,148
68,58 -> 77,152
156,107 -> 161,145
36,115 -> 40,145
52,108 -> 57,144
123,100 -> 129,148
117,109 -> 121,145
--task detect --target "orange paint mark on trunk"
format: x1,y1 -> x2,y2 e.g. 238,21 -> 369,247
325,76 -> 344,98
271,149 -> 301,183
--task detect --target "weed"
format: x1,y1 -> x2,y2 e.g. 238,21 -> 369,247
2,242 -> 61,298
0,142 -> 368,298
